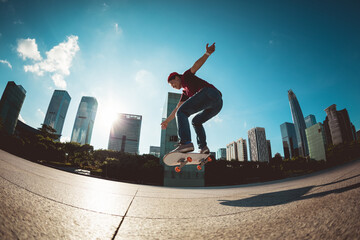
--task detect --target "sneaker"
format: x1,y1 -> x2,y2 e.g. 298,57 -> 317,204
200,146 -> 210,154
171,142 -> 194,153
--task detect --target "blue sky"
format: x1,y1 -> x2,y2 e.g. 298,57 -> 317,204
1,0 -> 359,156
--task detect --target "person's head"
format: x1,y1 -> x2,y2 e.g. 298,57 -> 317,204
167,72 -> 182,90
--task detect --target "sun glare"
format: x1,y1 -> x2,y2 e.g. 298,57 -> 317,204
98,105 -> 118,130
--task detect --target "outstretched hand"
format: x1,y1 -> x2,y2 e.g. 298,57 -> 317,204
206,43 -> 215,55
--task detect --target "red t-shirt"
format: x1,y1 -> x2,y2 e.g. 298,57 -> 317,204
180,69 -> 220,102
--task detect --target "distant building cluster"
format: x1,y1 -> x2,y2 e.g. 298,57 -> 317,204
0,81 -> 142,154
221,89 -> 357,164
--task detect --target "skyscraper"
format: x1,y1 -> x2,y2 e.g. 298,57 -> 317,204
160,92 -> 204,187
324,104 -> 355,145
304,114 -> 317,128
226,141 -> 237,161
160,92 -> 181,160
236,138 -> 248,162
71,96 -> 98,145
0,81 -> 26,135
217,148 -> 226,160
305,123 -> 327,161
288,89 -> 309,157
108,113 -> 142,154
43,90 -> 71,137
248,127 -> 269,162
280,122 -> 299,159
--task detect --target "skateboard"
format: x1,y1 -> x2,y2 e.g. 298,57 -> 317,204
163,152 -> 212,172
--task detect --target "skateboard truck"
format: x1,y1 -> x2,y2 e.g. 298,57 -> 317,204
174,156 -> 212,172
175,157 -> 193,172
196,156 -> 213,170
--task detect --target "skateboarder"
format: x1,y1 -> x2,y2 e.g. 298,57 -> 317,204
161,43 -> 223,154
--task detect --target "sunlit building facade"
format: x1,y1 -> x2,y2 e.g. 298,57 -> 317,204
43,90 -> 71,137
248,127 -> 269,162
0,81 -> 26,135
226,141 -> 237,161
108,113 -> 142,154
236,138 -> 248,162
305,123 -> 327,161
71,96 -> 98,145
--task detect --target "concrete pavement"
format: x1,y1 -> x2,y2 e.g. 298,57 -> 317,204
0,149 -> 359,239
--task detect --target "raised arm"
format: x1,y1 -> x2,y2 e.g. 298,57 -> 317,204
190,43 -> 215,74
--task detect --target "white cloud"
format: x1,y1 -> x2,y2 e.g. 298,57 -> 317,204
23,35 -> 80,89
0,59 -> 12,69
213,116 -> 223,123
17,38 -> 42,61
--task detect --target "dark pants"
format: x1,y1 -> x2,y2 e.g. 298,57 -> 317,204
176,87 -> 223,149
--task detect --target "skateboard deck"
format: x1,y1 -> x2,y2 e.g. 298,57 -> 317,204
163,152 -> 212,172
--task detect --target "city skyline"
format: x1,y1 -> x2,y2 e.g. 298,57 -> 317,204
1,0 -> 360,156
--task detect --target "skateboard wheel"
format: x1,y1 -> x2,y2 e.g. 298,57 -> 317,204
187,157 -> 192,162
197,165 -> 202,171
207,156 -> 212,162
175,167 -> 181,172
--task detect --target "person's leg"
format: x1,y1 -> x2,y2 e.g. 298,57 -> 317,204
175,88 -> 211,144
192,98 -> 223,150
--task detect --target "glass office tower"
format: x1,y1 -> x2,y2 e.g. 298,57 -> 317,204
108,113 -> 142,154
71,96 -> 98,145
0,81 -> 26,135
305,114 -> 317,129
43,90 -> 71,137
280,122 -> 299,159
288,89 -> 309,157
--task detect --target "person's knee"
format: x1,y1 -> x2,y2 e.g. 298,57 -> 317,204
192,117 -> 202,126
177,107 -> 190,118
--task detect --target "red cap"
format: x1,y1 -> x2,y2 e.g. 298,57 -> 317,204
168,72 -> 179,82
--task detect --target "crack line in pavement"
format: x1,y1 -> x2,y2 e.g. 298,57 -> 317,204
112,189 -> 138,240
0,174 -> 124,218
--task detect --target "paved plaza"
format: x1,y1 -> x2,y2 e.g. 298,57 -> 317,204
0,149 -> 359,239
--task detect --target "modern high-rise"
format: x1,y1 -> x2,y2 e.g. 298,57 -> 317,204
226,141 -> 237,161
324,104 -> 355,145
305,123 -> 327,161
248,127 -> 269,162
71,96 -> 98,145
108,113 -> 142,154
236,138 -> 248,162
217,148 -> 226,160
304,114 -> 317,129
160,92 -> 204,187
280,122 -> 299,159
0,81 -> 26,135
43,90 -> 71,137
160,92 -> 181,160
288,89 -> 309,157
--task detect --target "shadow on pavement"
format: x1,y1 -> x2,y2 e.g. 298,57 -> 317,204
219,174 -> 360,208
